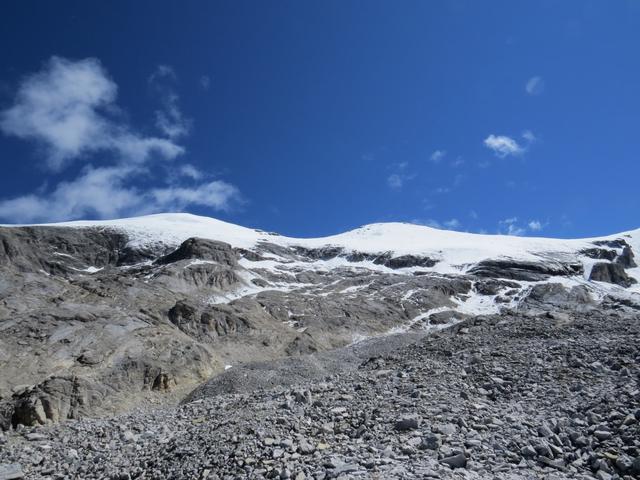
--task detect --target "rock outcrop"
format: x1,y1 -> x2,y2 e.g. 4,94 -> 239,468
589,262 -> 637,287
155,237 -> 238,267
468,259 -> 583,281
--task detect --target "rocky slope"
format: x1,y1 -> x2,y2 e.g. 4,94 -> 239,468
0,213 -> 639,479
0,300 -> 638,479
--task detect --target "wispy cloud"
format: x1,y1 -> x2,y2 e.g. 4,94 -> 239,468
148,64 -> 176,83
498,217 -> 546,236
179,164 -> 204,180
429,150 -> 446,163
528,220 -> 543,231
525,76 -> 544,95
483,134 -> 525,158
521,130 -> 536,143
0,57 -> 183,171
499,217 -> 526,236
386,161 -> 414,189
149,64 -> 191,140
443,218 -> 461,229
0,165 -> 239,223
0,57 -> 241,223
387,173 -> 404,189
450,156 -> 464,168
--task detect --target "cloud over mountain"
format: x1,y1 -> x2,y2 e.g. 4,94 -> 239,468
0,57 -> 241,223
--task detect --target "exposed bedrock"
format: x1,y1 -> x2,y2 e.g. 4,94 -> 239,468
155,237 -> 238,267
524,282 -> 594,309
168,299 -> 254,340
292,246 -> 438,269
0,227 -> 129,274
473,278 -> 521,295
616,245 -> 637,268
580,247 -> 618,261
468,259 -> 583,281
9,376 -> 104,427
589,262 -> 637,287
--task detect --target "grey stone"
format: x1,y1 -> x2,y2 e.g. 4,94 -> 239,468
441,453 -> 467,469
593,430 -> 612,441
0,464 -> 24,480
394,415 -> 421,431
520,445 -> 537,458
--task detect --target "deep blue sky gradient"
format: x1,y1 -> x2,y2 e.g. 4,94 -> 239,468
1,1 -> 639,237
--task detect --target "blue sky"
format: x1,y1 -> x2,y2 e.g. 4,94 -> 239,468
0,1 -> 639,238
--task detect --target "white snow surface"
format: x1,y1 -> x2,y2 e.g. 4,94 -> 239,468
17,212 -> 639,275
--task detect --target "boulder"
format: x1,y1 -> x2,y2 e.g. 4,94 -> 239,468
394,415 -> 421,431
441,453 -> 467,469
0,463 -> 24,480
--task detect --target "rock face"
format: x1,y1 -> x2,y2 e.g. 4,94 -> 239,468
589,262 -> 636,287
468,259 -> 583,281
10,376 -> 102,427
616,245 -> 637,268
155,237 -> 238,267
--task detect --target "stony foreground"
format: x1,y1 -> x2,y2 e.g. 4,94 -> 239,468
1,306 -> 639,480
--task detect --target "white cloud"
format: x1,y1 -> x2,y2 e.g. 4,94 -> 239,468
483,134 -> 525,158
430,150 -> 446,163
387,162 -> 414,189
498,217 -> 546,236
0,165 -> 141,222
525,76 -> 544,95
499,217 -> 526,236
0,57 -> 241,223
0,164 -> 240,223
179,164 -> 204,180
148,64 -> 176,83
387,174 -> 404,189
151,180 -> 239,212
149,64 -> 191,140
0,57 -> 184,170
522,130 -> 536,143
528,220 -> 543,231
443,218 -> 461,229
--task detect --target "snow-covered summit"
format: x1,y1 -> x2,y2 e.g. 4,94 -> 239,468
25,212 -> 637,263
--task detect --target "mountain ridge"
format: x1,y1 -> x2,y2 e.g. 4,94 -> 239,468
4,212 -> 639,282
